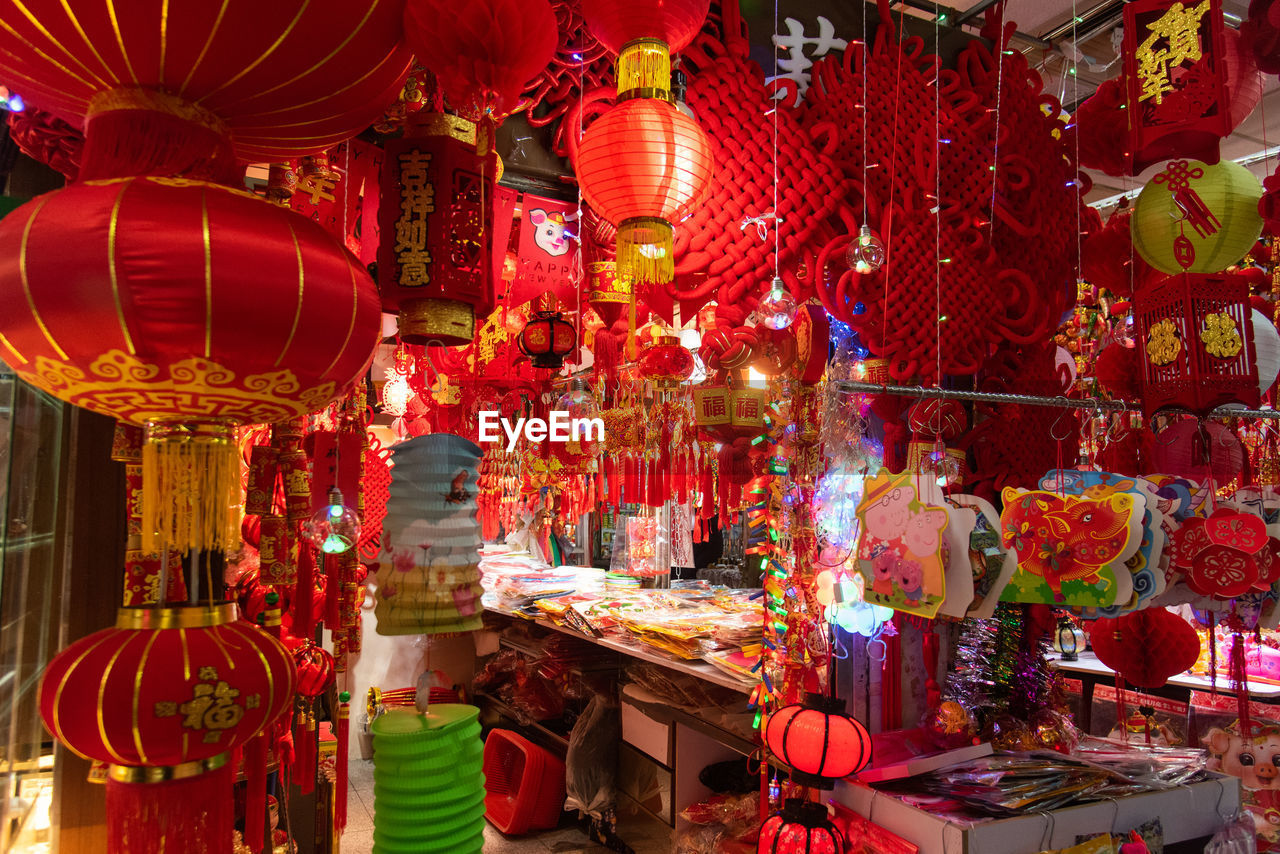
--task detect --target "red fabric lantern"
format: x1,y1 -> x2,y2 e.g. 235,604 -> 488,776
377,114 -> 502,345
293,642 -> 336,698
1087,608 -> 1201,688
574,97 -> 713,286
0,177 -> 381,554
762,696 -> 872,788
581,0 -> 710,55
403,0 -> 557,124
638,334 -> 695,387
519,311 -> 577,369
39,604 -> 295,853
0,1 -> 412,164
758,800 -> 844,854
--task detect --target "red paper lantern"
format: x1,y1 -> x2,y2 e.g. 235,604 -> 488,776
404,0 -> 557,124
574,98 -> 713,286
757,799 -> 843,854
39,604 -> 295,852
519,311 -> 577,369
581,0 -> 710,55
0,177 -> 381,554
0,1 -> 412,164
638,334 -> 695,387
293,642 -> 336,698
376,114 -> 501,345
762,696 -> 872,788
1088,608 -> 1201,688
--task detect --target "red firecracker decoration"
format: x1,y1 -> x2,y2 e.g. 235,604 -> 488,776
762,695 -> 872,788
758,800 -> 844,854
1088,608 -> 1201,688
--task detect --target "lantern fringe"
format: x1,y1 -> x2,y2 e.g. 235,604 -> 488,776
617,39 -> 672,94
295,709 -> 316,796
106,756 -> 233,854
617,218 -> 674,286
244,734 -> 268,853
141,422 -> 240,556
81,104 -> 238,184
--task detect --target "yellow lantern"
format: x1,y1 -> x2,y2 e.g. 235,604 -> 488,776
1131,158 -> 1263,275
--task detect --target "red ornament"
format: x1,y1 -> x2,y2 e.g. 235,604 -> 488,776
581,0 -> 710,55
762,696 -> 872,788
638,334 -> 695,387
757,800 -> 844,854
0,1 -> 411,165
1088,608 -> 1201,688
293,642 -> 336,698
403,0 -> 558,124
1172,509 -> 1272,598
519,311 -> 577,370
573,97 -> 713,286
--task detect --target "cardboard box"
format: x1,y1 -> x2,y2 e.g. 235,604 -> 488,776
834,773 -> 1240,854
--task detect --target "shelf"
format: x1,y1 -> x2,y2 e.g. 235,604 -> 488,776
485,606 -> 755,695
1050,651 -> 1280,699
474,690 -> 570,751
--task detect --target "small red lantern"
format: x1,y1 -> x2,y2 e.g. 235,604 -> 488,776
293,642 -> 336,698
762,695 -> 873,788
757,800 -> 844,854
519,311 -> 577,369
1132,272 -> 1259,415
638,334 -> 695,387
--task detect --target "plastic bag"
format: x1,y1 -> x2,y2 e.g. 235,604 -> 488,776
565,695 -> 620,819
1206,812 -> 1260,854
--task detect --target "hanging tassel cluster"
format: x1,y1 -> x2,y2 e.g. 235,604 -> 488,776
336,692 -> 351,833
243,735 -> 269,853
616,217 -> 675,287
141,422 -> 241,555
105,758 -> 233,854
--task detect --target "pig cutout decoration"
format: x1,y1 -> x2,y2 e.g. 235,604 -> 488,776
999,487 -> 1141,607
527,208 -> 575,257
855,469 -> 951,618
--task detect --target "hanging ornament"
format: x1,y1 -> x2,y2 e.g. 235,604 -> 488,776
762,695 -> 873,788
303,487 -> 362,555
519,311 -> 577,370
1088,608 -> 1201,688
846,224 -> 886,274
757,800 -> 844,854
756,278 -> 799,331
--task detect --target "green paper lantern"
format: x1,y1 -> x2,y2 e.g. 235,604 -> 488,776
1131,158 -> 1263,275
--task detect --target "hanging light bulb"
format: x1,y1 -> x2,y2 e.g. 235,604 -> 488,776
556,377 -> 599,421
304,487 -> 361,554
846,224 -> 886,274
755,277 -> 797,330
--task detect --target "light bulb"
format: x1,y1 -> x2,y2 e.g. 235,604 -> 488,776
304,487 -> 361,554
846,224 -> 886,274
756,277 -> 797,330
555,378 -> 599,420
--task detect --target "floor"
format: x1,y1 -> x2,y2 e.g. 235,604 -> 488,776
342,758 -> 672,854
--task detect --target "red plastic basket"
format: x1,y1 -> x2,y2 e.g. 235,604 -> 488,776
482,729 -> 566,835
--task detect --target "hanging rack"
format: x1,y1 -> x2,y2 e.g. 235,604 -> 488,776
834,379 -> 1280,420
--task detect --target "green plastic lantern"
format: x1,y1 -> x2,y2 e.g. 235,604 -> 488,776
1131,158 -> 1263,275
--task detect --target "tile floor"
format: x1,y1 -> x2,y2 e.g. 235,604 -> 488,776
342,758 -> 671,854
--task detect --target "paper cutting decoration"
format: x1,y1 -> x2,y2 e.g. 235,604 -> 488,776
1170,507 -> 1273,598
855,470 -> 950,618
949,494 -> 1017,619
999,487 -> 1142,607
374,434 -> 484,635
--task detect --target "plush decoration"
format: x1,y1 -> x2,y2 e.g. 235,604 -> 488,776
6,107 -> 81,180
1095,344 -> 1142,401
1074,79 -> 1131,178
1088,609 -> 1201,688
1242,0 -> 1280,74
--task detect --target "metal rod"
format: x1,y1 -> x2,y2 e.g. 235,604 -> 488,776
834,380 -> 1280,420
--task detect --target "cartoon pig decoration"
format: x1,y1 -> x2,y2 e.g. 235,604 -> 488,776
528,208 -> 574,256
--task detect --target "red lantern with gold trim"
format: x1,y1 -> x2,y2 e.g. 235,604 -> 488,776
519,311 -> 577,370
0,177 -> 382,555
39,604 -> 295,853
582,0 -> 711,56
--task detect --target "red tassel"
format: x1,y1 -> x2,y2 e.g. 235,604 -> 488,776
1115,671 -> 1128,743
295,546 -> 315,639
244,734 -> 269,853
336,696 -> 351,832
882,624 -> 902,730
922,628 -> 941,711
295,710 -> 316,796
1231,631 -> 1252,737
324,554 -> 342,629
106,757 -> 233,853
607,457 -> 620,508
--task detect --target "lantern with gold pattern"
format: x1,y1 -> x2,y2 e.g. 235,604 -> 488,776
519,311 -> 577,370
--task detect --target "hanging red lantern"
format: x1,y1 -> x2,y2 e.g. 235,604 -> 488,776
403,0 -> 558,127
581,0 -> 710,56
762,695 -> 873,788
39,604 -> 295,853
377,113 -> 505,346
0,177 -> 381,555
757,800 -> 844,854
293,642 -> 336,698
519,311 -> 577,370
1087,608 -> 1201,688
0,1 -> 412,168
573,97 -> 714,287
638,334 -> 695,387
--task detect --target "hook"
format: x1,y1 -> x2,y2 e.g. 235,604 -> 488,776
1038,811 -> 1057,851
1048,397 -> 1075,442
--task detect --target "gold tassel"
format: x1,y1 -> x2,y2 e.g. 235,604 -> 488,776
617,39 -> 672,96
141,422 -> 241,555
617,217 -> 675,287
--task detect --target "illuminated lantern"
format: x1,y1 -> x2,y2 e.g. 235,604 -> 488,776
1132,271 -> 1259,415
377,114 -> 500,345
39,604 -> 295,853
0,1 -> 412,168
638,334 -> 695,387
404,0 -> 558,127
1123,0 -> 1230,173
1131,159 -> 1263,274
582,0 -> 710,56
519,311 -> 577,370
0,178 -> 380,555
757,800 -> 844,854
762,696 -> 872,787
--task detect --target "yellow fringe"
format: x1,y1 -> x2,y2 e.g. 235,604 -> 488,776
617,39 -> 671,96
617,217 -> 674,288
141,422 -> 241,556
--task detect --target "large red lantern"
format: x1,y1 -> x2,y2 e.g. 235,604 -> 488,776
377,113 -> 500,345
573,98 -> 713,286
0,1 -> 412,165
582,0 -> 710,56
762,696 -> 873,788
758,800 -> 844,854
39,604 -> 295,852
0,177 -> 382,554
